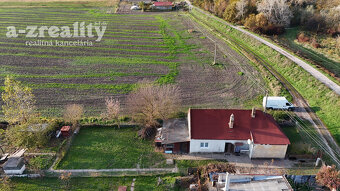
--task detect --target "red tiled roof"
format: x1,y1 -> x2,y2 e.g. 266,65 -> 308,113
189,109 -> 290,145
154,2 -> 173,6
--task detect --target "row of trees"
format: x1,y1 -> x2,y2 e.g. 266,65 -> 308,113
193,0 -> 340,35
1,77 -> 181,148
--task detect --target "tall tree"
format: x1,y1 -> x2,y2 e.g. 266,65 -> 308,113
1,76 -> 36,124
127,81 -> 181,127
102,97 -> 121,128
257,0 -> 293,26
63,104 -> 84,130
223,0 -> 238,22
236,0 -> 249,19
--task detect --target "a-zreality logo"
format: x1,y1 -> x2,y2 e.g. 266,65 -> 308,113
6,22 -> 107,42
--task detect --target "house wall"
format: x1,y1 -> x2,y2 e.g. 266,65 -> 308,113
154,6 -> 172,10
187,110 -> 191,139
250,144 -> 288,159
4,165 -> 25,175
190,139 -> 248,153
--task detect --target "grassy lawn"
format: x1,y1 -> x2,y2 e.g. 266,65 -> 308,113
5,174 -> 182,191
57,126 -> 166,169
176,159 -> 228,169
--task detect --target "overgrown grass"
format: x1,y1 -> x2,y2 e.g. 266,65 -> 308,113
7,174 -> 183,191
279,27 -> 340,77
176,159 -> 228,169
57,126 -> 166,169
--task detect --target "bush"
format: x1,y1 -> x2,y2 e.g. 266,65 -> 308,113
267,110 -> 290,123
29,155 -> 54,170
297,32 -> 310,42
6,120 -> 55,148
223,0 -> 238,23
304,14 -> 326,32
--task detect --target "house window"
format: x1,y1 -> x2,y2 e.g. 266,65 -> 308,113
200,142 -> 209,148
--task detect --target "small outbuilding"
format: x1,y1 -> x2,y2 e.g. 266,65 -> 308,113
61,126 -> 71,137
3,157 -> 26,175
155,118 -> 190,153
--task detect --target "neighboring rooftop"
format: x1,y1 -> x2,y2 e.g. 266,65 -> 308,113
189,109 -> 290,145
153,2 -> 173,6
215,174 -> 293,191
3,157 -> 25,170
158,118 -> 189,144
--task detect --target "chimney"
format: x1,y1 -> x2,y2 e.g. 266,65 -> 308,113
251,107 -> 256,118
228,114 -> 234,129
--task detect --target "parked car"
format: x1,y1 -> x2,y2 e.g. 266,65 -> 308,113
263,96 -> 294,111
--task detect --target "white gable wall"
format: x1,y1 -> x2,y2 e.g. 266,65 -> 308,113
190,139 -> 248,153
250,144 -> 288,159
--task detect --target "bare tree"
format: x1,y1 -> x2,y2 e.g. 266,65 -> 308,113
257,0 -> 293,26
316,165 -> 340,191
236,0 -> 249,19
127,81 -> 181,127
63,104 -> 84,130
102,97 -> 121,128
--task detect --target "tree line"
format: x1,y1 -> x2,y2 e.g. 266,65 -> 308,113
192,0 -> 340,36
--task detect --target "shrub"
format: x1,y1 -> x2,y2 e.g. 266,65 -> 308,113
304,14 -> 326,32
336,36 -> 340,49
244,14 -> 257,30
297,32 -> 310,42
316,165 -> 340,191
223,0 -> 238,23
29,155 -> 54,170
311,37 -> 321,48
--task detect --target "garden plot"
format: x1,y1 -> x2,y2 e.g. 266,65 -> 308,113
57,126 -> 166,169
0,7 -> 264,116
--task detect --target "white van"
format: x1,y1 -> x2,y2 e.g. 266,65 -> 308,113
263,96 -> 294,111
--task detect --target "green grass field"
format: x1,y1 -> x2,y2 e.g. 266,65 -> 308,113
57,126 -> 166,169
4,174 -> 182,191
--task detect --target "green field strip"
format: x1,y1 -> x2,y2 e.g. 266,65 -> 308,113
0,44 -> 171,55
0,52 -> 168,60
103,31 -> 162,37
0,71 -> 161,79
26,82 -> 136,93
69,56 -> 176,66
0,41 -> 168,50
0,21 -> 160,27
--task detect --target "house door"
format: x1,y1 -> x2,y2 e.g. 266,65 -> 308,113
224,143 -> 234,153
180,142 -> 189,153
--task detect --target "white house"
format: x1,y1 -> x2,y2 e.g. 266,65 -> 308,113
188,108 -> 290,159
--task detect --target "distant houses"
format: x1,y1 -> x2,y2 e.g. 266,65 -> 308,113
156,108 -> 290,159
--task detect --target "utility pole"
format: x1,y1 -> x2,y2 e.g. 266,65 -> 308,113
264,91 -> 268,113
213,42 -> 217,65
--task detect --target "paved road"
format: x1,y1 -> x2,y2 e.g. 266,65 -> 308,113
187,3 -> 340,95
